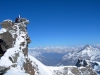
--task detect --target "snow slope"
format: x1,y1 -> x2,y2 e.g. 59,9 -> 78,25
29,55 -> 52,75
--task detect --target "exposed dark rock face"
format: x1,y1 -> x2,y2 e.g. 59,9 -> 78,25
0,66 -> 9,75
75,58 -> 88,67
0,31 -> 13,49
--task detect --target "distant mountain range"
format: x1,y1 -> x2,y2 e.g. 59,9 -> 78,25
59,45 -> 100,66
28,45 -> 100,75
29,44 -> 100,66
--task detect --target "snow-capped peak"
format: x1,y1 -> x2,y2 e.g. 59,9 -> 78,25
78,44 -> 99,54
79,45 -> 100,59
60,45 -> 100,66
83,45 -> 92,49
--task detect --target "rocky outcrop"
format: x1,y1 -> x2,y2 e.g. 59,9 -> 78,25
0,31 -> 13,49
1,20 -> 12,28
0,17 -> 34,75
75,58 -> 88,67
23,58 -> 35,75
53,66 -> 97,75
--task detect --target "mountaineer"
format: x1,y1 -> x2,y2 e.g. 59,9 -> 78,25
15,15 -> 21,23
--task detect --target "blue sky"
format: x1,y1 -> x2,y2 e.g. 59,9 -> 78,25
0,0 -> 100,47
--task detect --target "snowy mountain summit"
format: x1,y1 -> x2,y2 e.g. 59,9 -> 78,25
77,45 -> 100,61
83,45 -> 91,49
60,45 -> 100,66
0,17 -> 97,75
0,16 -> 35,75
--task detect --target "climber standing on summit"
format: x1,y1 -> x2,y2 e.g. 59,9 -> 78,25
15,15 -> 21,23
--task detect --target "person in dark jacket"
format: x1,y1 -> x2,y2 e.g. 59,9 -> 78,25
0,39 -> 4,54
15,15 -> 21,23
15,17 -> 19,23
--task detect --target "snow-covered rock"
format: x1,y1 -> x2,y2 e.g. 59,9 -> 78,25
48,66 -> 97,75
0,17 -> 34,75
